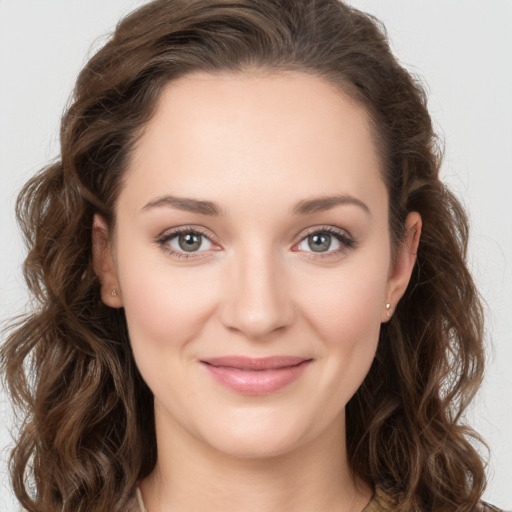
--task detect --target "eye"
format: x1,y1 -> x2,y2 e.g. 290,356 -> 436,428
157,227 -> 215,258
295,227 -> 355,257
172,232 -> 210,252
300,232 -> 337,253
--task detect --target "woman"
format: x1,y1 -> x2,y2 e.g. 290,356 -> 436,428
1,0 -> 505,511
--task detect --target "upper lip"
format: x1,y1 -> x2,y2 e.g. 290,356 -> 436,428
200,356 -> 311,371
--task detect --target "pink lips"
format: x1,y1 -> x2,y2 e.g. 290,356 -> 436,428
200,356 -> 312,395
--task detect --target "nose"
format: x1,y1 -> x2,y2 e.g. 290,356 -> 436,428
219,245 -> 296,340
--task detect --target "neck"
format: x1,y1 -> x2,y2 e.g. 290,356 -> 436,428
140,407 -> 372,512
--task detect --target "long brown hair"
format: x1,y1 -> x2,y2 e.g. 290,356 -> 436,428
2,1 -> 486,511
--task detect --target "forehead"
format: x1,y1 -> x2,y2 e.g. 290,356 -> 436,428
123,70 -> 386,213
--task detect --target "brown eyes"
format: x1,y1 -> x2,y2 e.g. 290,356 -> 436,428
157,226 -> 355,260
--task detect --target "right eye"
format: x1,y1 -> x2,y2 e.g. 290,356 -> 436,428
157,227 -> 216,259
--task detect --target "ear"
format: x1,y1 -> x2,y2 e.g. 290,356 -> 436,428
92,214 -> 123,308
382,212 -> 422,322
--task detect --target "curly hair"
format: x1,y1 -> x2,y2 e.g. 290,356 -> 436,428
2,1 -> 487,511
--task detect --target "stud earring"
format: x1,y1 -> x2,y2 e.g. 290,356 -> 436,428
111,289 -> 118,296
386,303 -> 392,318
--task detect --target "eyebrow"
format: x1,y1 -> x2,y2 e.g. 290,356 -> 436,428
141,194 -> 370,216
292,195 -> 371,216
142,195 -> 223,215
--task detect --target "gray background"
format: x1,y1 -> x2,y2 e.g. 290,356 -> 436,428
1,1 -> 511,509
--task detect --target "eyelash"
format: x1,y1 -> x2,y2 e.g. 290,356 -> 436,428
156,225 -> 356,260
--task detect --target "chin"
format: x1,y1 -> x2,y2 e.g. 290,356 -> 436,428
207,432 -> 304,460
193,409 -> 323,460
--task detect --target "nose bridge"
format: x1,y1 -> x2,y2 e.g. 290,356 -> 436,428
220,239 -> 294,339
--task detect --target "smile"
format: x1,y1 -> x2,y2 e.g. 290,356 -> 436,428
200,356 -> 313,395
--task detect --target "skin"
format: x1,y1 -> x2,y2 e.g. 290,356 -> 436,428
94,70 -> 421,512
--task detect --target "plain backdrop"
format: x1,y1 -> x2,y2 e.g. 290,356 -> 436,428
1,1 -> 511,510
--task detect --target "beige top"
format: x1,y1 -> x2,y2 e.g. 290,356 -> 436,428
125,487 -> 502,512
124,488 -> 147,512
125,488 -> 387,512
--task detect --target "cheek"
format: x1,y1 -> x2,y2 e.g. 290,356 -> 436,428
116,247 -> 219,351
298,256 -> 389,390
303,264 -> 387,342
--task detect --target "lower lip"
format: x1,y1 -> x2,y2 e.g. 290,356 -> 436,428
201,360 -> 312,395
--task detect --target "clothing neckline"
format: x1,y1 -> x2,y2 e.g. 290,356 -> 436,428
134,486 -> 377,512
136,487 -> 147,512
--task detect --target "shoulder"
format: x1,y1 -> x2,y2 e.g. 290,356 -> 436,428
478,502 -> 506,512
124,493 -> 142,512
124,487 -> 146,512
365,495 -> 506,512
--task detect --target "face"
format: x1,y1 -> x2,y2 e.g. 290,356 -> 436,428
95,71 -> 419,459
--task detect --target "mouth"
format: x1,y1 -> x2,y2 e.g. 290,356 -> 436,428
199,356 -> 313,395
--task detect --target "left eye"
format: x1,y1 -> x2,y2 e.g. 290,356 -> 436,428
165,231 -> 213,253
296,230 -> 352,254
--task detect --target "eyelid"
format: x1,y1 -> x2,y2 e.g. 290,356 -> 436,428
298,225 -> 354,242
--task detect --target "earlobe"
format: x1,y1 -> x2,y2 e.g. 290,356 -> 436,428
382,212 -> 422,322
92,214 -> 123,308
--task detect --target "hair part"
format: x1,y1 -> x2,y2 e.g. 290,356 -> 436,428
2,1 -> 486,511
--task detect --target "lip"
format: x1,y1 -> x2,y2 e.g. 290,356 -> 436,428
200,356 -> 312,395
